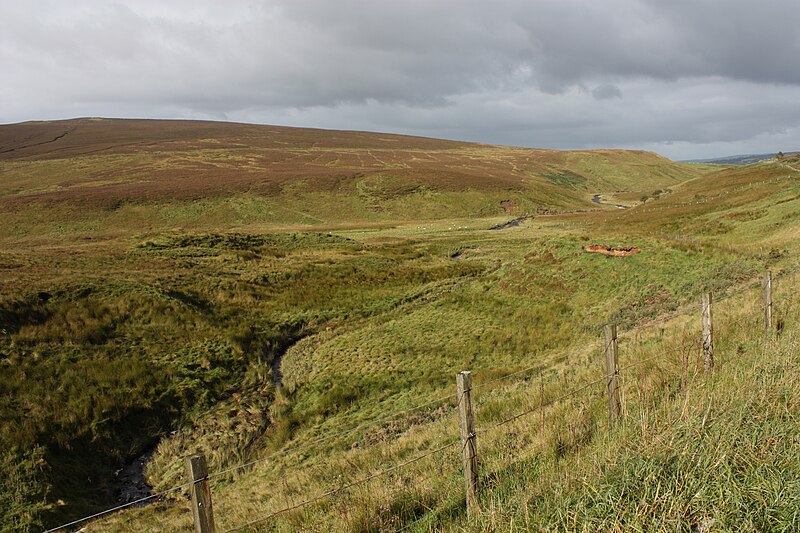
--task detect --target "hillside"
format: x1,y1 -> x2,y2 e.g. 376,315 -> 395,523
594,153 -> 800,247
2,121 -> 798,532
683,152 -> 796,165
0,118 -> 707,234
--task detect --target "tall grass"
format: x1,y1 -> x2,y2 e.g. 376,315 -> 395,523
88,269 -> 800,532
4,154 -> 800,531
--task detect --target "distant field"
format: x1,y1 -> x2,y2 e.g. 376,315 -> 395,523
1,120 -> 799,532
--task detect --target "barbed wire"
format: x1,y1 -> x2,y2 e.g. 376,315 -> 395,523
474,344 -> 596,390
617,353 -> 671,374
476,375 -> 607,437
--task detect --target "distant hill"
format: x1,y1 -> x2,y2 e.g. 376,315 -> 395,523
683,152 -> 796,165
599,152 -> 800,240
0,118 -> 711,229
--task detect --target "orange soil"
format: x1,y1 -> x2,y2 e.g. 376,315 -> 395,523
584,244 -> 641,257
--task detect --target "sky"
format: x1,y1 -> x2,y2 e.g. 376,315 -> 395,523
1,0 -> 799,160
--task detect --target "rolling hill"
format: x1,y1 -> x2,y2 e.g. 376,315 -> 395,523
0,118 -> 709,233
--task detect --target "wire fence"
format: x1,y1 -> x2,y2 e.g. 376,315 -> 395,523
41,482 -> 195,533
220,440 -> 461,533
44,267 -> 794,533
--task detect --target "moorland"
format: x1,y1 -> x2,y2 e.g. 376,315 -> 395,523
1,118 -> 799,532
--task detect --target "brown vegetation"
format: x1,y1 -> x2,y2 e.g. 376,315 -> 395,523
0,118 -> 703,214
584,244 -> 642,257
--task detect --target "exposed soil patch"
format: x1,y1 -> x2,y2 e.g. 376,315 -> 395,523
500,199 -> 518,212
585,244 -> 641,257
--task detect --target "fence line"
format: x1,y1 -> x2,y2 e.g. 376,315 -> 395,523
45,268 -> 788,532
42,482 -> 195,533
209,392 -> 455,480
220,440 -> 460,533
215,349 -> 687,531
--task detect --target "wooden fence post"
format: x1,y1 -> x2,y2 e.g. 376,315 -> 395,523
539,372 -> 545,431
456,371 -> 478,518
763,271 -> 773,337
702,293 -> 714,372
604,324 -> 621,426
185,453 -> 216,533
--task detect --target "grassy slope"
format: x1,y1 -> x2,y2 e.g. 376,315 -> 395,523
0,120 -> 793,531
88,154 -> 800,532
0,118 -> 709,234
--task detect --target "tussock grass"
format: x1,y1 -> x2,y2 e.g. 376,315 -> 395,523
87,272 -> 800,532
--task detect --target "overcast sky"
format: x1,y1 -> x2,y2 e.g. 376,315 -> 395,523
2,1 -> 799,160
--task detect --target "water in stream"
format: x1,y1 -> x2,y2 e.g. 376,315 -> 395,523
114,444 -> 158,505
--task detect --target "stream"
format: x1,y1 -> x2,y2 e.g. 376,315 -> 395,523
114,442 -> 159,506
112,330 -> 305,509
270,330 -> 311,388
272,352 -> 284,387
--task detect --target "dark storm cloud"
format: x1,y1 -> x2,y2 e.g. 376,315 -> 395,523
1,0 -> 799,159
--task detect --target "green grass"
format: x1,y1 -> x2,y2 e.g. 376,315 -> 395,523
1,122 -> 799,531
86,267 -> 800,532
544,171 -> 587,191
0,215 -> 784,530
448,281 -> 800,532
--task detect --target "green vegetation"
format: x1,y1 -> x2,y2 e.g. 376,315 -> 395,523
544,171 -> 587,190
1,120 -> 799,531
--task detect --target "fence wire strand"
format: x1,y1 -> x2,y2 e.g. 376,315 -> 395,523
476,374 -> 607,436
475,345 -> 592,390
221,440 -> 460,532
42,481 -> 195,533
477,350 -> 681,439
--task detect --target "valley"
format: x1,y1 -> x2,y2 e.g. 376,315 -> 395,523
1,119 -> 799,532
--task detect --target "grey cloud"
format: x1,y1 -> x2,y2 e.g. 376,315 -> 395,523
1,0 -> 800,159
592,84 -> 623,100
